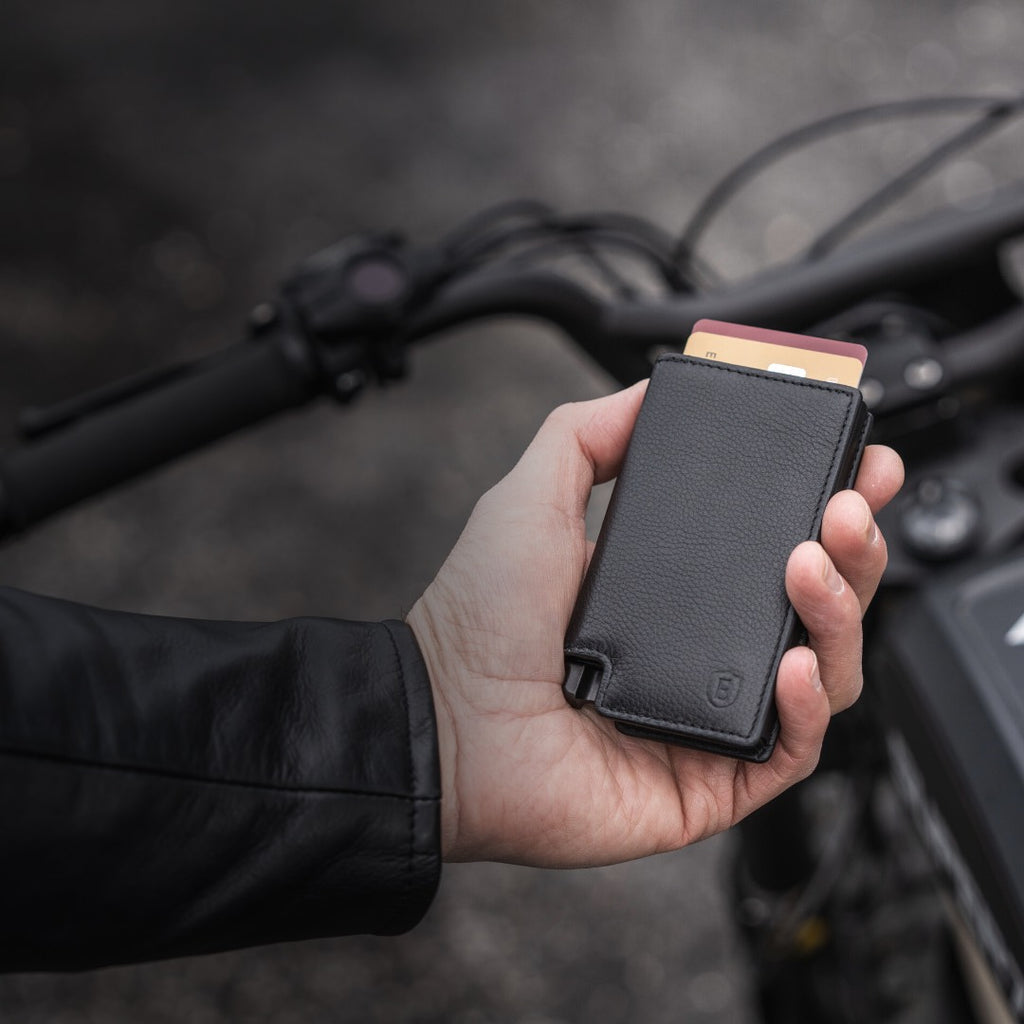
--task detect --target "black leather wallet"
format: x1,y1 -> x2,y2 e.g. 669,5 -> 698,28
563,354 -> 872,762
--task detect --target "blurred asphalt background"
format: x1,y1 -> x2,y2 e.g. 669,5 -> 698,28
2,1 -> 1024,1021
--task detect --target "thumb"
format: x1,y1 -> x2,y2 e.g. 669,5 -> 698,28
497,380 -> 648,518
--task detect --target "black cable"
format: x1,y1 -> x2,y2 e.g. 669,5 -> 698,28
492,230 -> 642,298
447,214 -> 696,292
498,236 -> 664,296
438,199 -> 556,257
565,237 -> 640,298
440,201 -> 719,296
674,94 -> 1022,272
562,212 -> 721,290
558,214 -> 697,290
448,220 -> 559,267
564,211 -> 679,254
806,98 -> 1024,259
453,213 -> 665,264
480,227 -> 693,292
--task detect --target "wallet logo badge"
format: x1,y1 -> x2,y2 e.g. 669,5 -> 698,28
708,670 -> 742,708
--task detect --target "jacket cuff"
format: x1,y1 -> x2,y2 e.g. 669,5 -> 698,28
374,619 -> 443,932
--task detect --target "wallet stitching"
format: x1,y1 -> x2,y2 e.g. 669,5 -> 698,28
845,411 -> 872,489
592,359 -> 861,744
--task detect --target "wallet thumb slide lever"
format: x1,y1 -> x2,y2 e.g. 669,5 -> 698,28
563,346 -> 871,762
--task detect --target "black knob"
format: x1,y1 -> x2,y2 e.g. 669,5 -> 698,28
900,476 -> 982,562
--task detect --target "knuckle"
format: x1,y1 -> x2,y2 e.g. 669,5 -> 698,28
803,583 -> 860,638
849,668 -> 865,704
876,531 -> 890,573
797,746 -> 822,782
471,485 -> 503,520
542,402 -> 580,434
830,668 -> 864,714
775,742 -> 821,788
837,579 -> 865,621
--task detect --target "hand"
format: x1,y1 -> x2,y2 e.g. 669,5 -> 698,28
407,382 -> 903,867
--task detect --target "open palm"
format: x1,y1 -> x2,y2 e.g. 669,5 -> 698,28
408,381 -> 903,866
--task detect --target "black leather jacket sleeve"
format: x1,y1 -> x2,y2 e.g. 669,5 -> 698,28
0,586 -> 442,971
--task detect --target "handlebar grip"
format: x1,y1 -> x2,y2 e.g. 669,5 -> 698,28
0,335 -> 322,536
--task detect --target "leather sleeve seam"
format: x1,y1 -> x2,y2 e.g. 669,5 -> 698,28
378,620 -> 418,921
0,745 -> 440,802
379,621 -> 416,798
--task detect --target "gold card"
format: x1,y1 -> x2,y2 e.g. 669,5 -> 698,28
683,329 -> 865,388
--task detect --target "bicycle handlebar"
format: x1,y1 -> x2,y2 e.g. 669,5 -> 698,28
4,185 -> 1024,538
606,186 -> 1024,344
406,270 -> 650,382
0,335 -> 323,535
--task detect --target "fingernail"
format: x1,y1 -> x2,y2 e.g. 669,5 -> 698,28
809,651 -> 822,691
822,550 -> 845,594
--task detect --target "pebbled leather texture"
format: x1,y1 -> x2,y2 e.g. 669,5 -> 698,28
0,587 -> 441,969
565,354 -> 871,762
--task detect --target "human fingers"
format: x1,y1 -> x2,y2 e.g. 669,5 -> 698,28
769,645 -> 830,783
786,540 -> 864,714
495,380 -> 648,518
852,444 -> 904,515
820,489 -> 888,616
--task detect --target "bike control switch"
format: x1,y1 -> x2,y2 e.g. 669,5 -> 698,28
563,354 -> 872,761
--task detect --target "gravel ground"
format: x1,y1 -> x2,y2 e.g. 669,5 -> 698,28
2,2 -> 1024,1021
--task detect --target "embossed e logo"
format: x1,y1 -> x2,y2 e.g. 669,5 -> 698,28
708,670 -> 742,708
